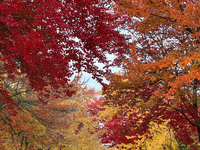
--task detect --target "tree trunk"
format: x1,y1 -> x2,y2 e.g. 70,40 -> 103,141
195,119 -> 200,142
193,78 -> 200,142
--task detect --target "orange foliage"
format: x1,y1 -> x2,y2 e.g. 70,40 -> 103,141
104,0 -> 200,147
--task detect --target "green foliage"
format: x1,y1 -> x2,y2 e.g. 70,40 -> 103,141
176,141 -> 191,150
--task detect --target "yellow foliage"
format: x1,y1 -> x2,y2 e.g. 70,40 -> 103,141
97,105 -> 119,121
118,121 -> 179,150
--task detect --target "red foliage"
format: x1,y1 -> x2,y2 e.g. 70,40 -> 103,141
0,0 -> 130,113
90,90 -> 198,149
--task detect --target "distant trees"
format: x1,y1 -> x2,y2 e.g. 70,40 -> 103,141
0,76 -> 114,150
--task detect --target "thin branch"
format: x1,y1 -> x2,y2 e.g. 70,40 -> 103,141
12,16 -> 35,20
163,102 -> 197,127
0,15 -> 35,20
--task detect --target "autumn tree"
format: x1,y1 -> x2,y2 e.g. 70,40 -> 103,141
103,0 -> 200,148
94,96 -> 198,149
0,75 -> 116,150
117,121 -> 181,150
0,0 -> 130,114
0,74 -> 47,149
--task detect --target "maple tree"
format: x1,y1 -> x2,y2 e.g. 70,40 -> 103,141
102,0 -> 200,148
0,0 -> 130,114
90,96 -> 196,149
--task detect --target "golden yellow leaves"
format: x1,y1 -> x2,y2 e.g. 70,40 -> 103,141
142,121 -> 178,150
118,121 -> 178,150
122,79 -> 129,83
97,105 -> 119,122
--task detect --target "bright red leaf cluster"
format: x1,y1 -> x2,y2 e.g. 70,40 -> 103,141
0,0 -> 130,112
